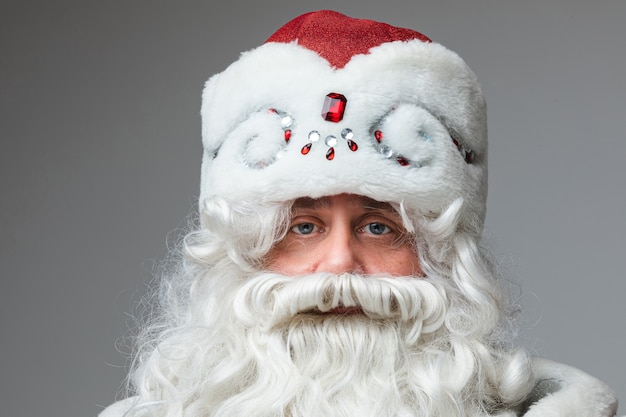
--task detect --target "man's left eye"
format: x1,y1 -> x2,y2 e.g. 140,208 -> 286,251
364,223 -> 391,235
291,223 -> 317,235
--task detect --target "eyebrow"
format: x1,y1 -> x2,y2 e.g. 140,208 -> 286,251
291,197 -> 331,210
291,195 -> 395,212
361,198 -> 396,212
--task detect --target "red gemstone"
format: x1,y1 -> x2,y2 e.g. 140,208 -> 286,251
374,130 -> 383,143
301,143 -> 312,155
465,150 -> 475,163
347,139 -> 358,151
397,157 -> 410,166
321,93 -> 347,123
326,147 -> 335,160
284,129 -> 292,142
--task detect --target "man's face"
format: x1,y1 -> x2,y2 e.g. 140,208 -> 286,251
266,194 -> 421,277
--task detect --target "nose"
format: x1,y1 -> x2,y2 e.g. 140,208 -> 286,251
313,227 -> 363,274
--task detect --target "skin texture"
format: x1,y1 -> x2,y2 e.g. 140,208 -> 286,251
266,194 -> 421,277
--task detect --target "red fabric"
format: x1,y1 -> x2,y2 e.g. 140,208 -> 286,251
266,10 -> 431,69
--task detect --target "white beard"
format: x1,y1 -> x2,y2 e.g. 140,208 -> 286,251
156,272 -> 519,417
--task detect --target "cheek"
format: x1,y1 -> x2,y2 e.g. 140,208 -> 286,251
264,246 -> 316,275
363,246 -> 422,276
264,237 -> 421,277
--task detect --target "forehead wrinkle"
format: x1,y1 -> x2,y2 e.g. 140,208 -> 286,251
359,197 -> 395,213
291,195 -> 396,213
291,196 -> 331,210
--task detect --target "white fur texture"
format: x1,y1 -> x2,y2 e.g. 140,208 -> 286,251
523,358 -> 618,417
199,40 -> 488,235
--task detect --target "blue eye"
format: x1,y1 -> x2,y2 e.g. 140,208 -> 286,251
365,223 -> 390,235
292,223 -> 316,235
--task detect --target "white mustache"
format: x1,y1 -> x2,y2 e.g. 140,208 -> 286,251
233,272 -> 448,332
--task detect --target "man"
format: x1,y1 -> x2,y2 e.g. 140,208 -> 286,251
100,10 -> 619,417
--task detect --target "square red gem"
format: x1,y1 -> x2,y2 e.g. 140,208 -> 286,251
321,93 -> 347,123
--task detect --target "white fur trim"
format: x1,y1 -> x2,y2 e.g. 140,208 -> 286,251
523,358 -> 619,417
199,39 -> 487,231
98,359 -> 620,416
98,396 -> 137,417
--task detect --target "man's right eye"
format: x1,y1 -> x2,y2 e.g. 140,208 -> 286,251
291,223 -> 317,235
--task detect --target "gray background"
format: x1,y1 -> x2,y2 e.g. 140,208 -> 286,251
1,1 -> 624,416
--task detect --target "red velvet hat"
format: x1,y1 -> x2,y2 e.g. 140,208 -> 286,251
266,10 -> 431,69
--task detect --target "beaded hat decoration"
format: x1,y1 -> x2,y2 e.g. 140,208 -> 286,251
199,10 -> 488,234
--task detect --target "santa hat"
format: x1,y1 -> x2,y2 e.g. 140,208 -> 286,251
199,10 -> 488,233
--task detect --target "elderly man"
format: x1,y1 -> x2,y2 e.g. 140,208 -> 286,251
100,10 -> 618,417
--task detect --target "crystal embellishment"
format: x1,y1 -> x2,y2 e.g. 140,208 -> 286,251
379,144 -> 393,159
322,93 -> 347,123
325,135 -> 338,147
281,115 -> 293,128
397,157 -> 410,166
301,143 -> 312,155
308,130 -> 321,142
341,128 -> 358,152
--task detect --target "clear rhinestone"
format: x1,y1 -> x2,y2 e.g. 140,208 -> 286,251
308,130 -> 321,142
325,135 -> 337,147
281,115 -> 293,128
378,145 -> 393,158
341,128 -> 353,140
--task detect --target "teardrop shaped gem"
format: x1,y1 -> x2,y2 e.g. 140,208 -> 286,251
374,130 -> 383,143
301,143 -> 312,155
347,139 -> 358,151
326,147 -> 335,160
397,156 -> 410,166
284,129 -> 292,142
